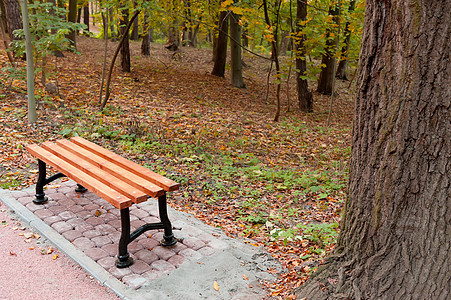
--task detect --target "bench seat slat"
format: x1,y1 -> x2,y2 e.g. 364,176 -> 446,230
71,136 -> 180,192
56,140 -> 165,198
41,142 -> 148,204
27,144 -> 132,209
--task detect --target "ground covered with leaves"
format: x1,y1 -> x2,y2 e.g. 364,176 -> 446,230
0,36 -> 354,298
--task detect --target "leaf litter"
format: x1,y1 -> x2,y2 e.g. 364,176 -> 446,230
0,36 -> 355,298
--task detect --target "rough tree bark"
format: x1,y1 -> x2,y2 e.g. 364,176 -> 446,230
119,4 -> 130,72
3,0 -> 22,40
83,5 -> 89,32
296,0 -> 312,113
317,4 -> 339,95
131,0 -> 139,40
295,1 -> 450,299
211,9 -> 228,78
67,0 -> 77,49
141,9 -> 150,56
229,12 -> 245,88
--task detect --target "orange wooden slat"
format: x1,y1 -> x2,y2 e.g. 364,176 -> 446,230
55,140 -> 165,198
41,142 -> 148,204
26,144 -> 132,209
70,136 -> 180,192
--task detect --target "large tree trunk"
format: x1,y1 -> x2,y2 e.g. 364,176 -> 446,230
316,5 -> 339,95
83,5 -> 89,32
295,1 -> 450,299
141,9 -> 150,56
3,0 -> 22,40
130,0 -> 139,40
119,5 -> 130,72
296,0 -> 312,113
211,9 -> 228,78
229,12 -> 245,88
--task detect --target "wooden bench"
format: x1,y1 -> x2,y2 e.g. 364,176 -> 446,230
26,136 -> 179,268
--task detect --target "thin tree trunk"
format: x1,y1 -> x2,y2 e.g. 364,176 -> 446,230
317,5 -> 339,95
336,0 -> 355,80
99,11 -> 108,104
230,12 -> 245,88
67,0 -> 77,49
83,5 -> 89,32
295,1 -> 450,298
20,0 -> 36,123
109,7 -> 115,39
141,9 -> 150,56
211,9 -> 228,77
119,4 -> 130,72
131,0 -> 139,40
101,10 -> 140,110
296,0 -> 312,112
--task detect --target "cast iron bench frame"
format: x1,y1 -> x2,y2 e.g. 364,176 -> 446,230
27,137 -> 179,268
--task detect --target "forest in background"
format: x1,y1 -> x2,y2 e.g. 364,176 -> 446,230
0,0 -> 364,297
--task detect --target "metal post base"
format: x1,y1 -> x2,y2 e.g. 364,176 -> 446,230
162,234 -> 177,247
33,194 -> 48,204
75,184 -> 87,193
116,254 -> 134,268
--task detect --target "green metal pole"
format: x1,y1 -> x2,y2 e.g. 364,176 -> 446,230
20,0 -> 36,124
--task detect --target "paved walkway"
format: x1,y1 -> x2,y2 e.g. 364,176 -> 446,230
0,180 -> 279,299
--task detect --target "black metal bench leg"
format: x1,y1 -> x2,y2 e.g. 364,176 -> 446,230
75,184 -> 87,193
158,194 -> 177,247
116,208 -> 134,268
34,159 -> 48,204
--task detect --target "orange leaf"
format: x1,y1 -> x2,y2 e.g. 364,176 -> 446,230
213,281 -> 219,291
242,274 -> 249,280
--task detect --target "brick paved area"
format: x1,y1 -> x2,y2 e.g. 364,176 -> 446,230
12,180 -> 225,290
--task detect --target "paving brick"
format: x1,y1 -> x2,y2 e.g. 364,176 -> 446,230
142,269 -> 163,281
129,260 -> 151,274
51,221 -> 73,233
84,203 -> 100,211
180,225 -> 204,237
138,237 -> 160,250
151,231 -> 164,241
108,232 -> 121,242
130,208 -> 149,219
179,248 -> 202,261
34,209 -> 54,219
13,191 -> 28,198
109,266 -> 132,279
44,188 -> 57,195
76,211 -> 92,220
62,230 -> 83,241
128,241 -> 143,254
75,223 -> 94,232
122,274 -> 147,290
73,237 -> 95,250
48,205 -> 67,215
208,239 -> 230,250
197,232 -> 215,243
70,205 -> 85,213
101,244 -> 118,256
58,211 -> 77,221
168,242 -> 187,254
97,256 -> 116,269
198,246 -> 215,257
43,215 -> 62,225
67,217 -> 84,227
153,246 -> 175,260
58,187 -> 73,194
107,219 -> 121,229
26,203 -> 43,212
101,213 -> 117,223
85,216 -> 104,226
83,229 -> 102,239
95,224 -> 116,234
58,199 -> 76,207
17,196 -> 34,205
130,215 -> 138,222
140,205 -> 159,216
92,235 -> 112,247
131,220 -> 146,229
182,237 -> 205,250
171,220 -> 187,229
85,248 -> 109,261
168,255 -> 185,267
134,249 -> 159,265
151,260 -> 176,273
142,216 -> 161,223
49,193 -> 68,200
74,197 -> 91,206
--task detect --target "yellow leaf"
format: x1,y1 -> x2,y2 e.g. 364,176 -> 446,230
52,254 -> 58,260
29,246 -> 35,250
242,274 -> 248,280
213,281 -> 219,291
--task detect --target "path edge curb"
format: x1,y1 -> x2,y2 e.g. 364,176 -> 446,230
0,187 -> 136,300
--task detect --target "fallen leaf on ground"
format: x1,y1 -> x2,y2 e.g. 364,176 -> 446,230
9,251 -> 17,256
52,254 -> 58,260
243,274 -> 249,280
213,281 -> 219,291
